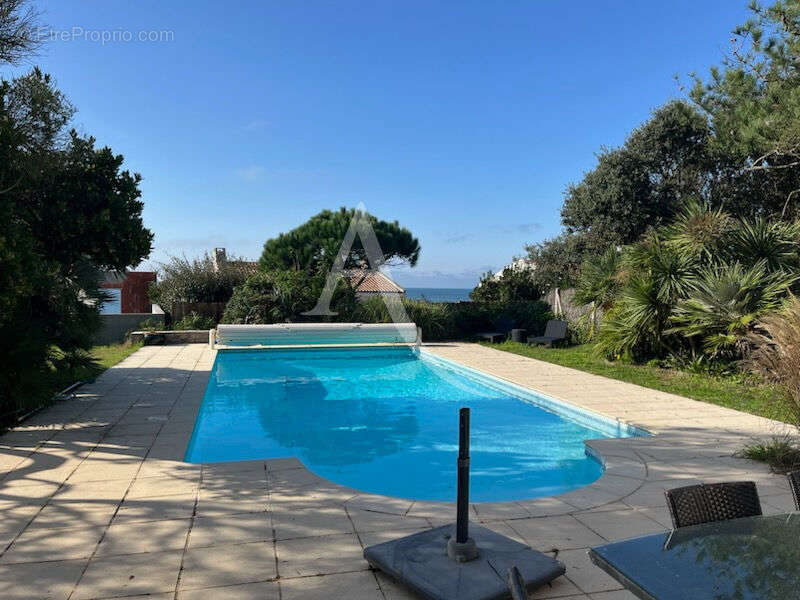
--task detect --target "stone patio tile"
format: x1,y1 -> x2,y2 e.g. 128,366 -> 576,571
573,509 -> 665,541
196,496 -> 266,517
137,459 -> 201,479
67,462 -> 140,483
357,526 -> 434,549
402,500 -> 454,520
507,516 -> 607,551
1,523 -> 104,563
269,483 -> 357,508
189,512 -> 272,548
0,558 -> 88,600
348,507 -> 431,533
180,541 -> 277,590
276,533 -> 367,577
558,549 -> 623,594
762,493 -> 797,513
0,482 -> 60,508
96,517 -> 191,555
472,501 -> 531,521
530,575 -> 584,598
621,479 -> 702,509
113,492 -> 197,523
376,572 -> 428,600
180,581 -> 279,600
72,549 -> 183,599
556,485 -> 628,511
281,570 -> 382,599
589,590 -> 638,599
126,475 -> 199,499
516,497 -> 578,517
29,502 -> 115,529
0,507 -> 39,549
53,478 -> 131,502
272,505 -> 354,540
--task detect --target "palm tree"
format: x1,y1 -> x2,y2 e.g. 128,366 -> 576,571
728,218 -> 800,274
574,248 -> 622,338
670,261 -> 798,358
664,200 -> 734,264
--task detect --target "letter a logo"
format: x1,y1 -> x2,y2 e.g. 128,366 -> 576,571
303,203 -> 411,325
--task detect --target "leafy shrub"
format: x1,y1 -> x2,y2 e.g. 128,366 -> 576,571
352,297 -> 456,341
670,262 -> 796,358
173,312 -> 215,330
134,318 -> 164,332
351,297 -> 550,342
149,254 -> 251,309
470,265 -> 542,304
589,205 -> 800,363
221,270 -> 357,324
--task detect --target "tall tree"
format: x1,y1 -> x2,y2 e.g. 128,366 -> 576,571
691,0 -> 800,218
0,0 -> 38,65
560,100 -> 715,248
0,64 -> 153,420
260,207 -> 421,273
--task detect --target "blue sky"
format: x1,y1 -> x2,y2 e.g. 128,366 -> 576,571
9,1 -> 750,287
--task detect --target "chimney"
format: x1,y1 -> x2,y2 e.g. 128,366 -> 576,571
213,247 -> 227,272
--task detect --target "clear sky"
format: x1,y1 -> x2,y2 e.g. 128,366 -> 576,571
8,1 -> 751,287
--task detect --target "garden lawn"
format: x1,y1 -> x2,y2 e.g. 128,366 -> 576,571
52,342 -> 143,392
484,341 -> 795,424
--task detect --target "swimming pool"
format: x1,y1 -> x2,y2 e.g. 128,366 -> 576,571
185,347 -> 642,502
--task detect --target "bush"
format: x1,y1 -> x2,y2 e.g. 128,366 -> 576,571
744,296 -> 800,423
470,266 -> 542,304
351,297 -> 551,342
352,297 -> 456,341
738,436 -> 800,473
173,312 -> 215,330
221,270 -> 357,324
149,254 -> 251,309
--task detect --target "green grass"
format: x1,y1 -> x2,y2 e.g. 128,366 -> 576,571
89,343 -> 142,372
51,342 -> 143,393
483,341 -> 795,424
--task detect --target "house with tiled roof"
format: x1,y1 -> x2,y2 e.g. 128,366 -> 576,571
343,268 -> 405,299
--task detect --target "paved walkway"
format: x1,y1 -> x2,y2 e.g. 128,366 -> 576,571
0,342 -> 794,600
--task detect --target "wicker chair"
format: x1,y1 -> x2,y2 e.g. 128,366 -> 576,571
664,482 -> 762,529
787,471 -> 800,511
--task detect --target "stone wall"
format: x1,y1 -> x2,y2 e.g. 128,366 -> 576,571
95,313 -> 164,345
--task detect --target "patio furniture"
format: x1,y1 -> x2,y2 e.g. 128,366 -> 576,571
510,328 -> 527,343
664,481 -> 762,528
527,320 -> 567,347
476,332 -> 506,343
787,470 -> 800,510
589,513 -> 800,600
476,316 -> 516,344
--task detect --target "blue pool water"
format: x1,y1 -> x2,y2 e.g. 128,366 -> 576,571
185,347 -> 638,501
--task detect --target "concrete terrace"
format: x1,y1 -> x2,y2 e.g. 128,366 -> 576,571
0,342 -> 795,600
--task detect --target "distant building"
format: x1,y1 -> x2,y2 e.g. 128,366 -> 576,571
492,257 -> 535,280
344,268 -> 405,300
99,271 -> 157,313
212,248 -> 259,276
212,248 -> 405,300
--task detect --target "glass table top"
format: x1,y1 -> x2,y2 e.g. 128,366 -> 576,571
589,513 -> 800,600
